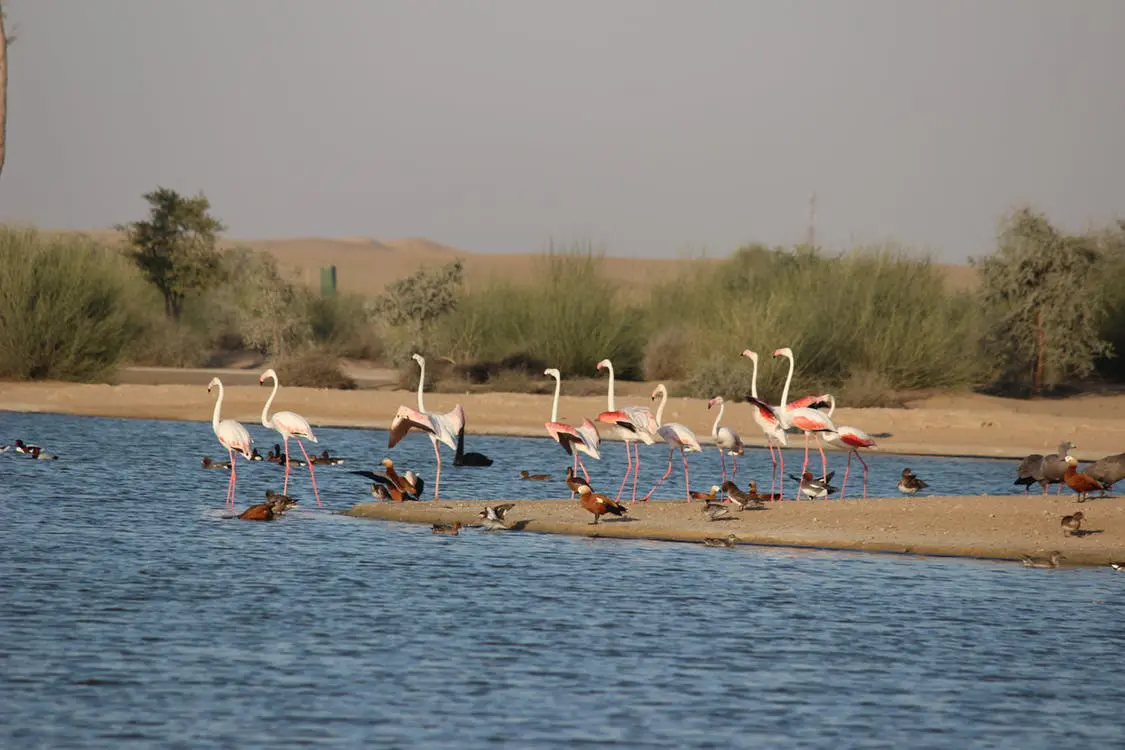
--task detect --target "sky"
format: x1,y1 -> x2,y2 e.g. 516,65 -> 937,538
0,1 -> 1122,261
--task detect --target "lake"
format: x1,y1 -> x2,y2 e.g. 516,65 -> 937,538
1,411 -> 1122,748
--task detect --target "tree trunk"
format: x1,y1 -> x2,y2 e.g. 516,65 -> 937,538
0,9 -> 8,181
1034,310 -> 1046,396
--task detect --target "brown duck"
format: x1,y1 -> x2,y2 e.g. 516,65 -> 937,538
520,470 -> 551,481
238,490 -> 300,521
202,456 -> 231,470
1063,456 -> 1106,503
1061,511 -> 1085,536
577,484 -> 628,525
565,466 -> 592,498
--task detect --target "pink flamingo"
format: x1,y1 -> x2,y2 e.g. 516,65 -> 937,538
817,395 -> 876,499
595,358 -> 659,503
740,350 -> 790,498
207,377 -> 252,508
772,347 -> 836,482
259,368 -> 322,507
388,353 -> 464,501
544,368 -> 601,498
644,384 -> 703,502
706,396 -> 743,482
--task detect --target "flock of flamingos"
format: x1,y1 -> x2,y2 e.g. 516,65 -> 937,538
195,345 -> 1125,523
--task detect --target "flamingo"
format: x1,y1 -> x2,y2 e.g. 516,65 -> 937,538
706,396 -> 743,482
740,349 -> 790,498
644,384 -> 703,502
207,377 -> 252,508
817,395 -> 877,499
387,353 -> 465,501
259,368 -> 322,507
595,358 -> 659,503
772,347 -> 836,491
544,368 -> 601,498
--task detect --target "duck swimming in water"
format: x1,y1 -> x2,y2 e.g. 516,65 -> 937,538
897,468 -> 928,495
432,522 -> 462,535
13,439 -> 42,455
520,470 -> 551,481
310,450 -> 345,466
703,534 -> 738,548
238,490 -> 300,521
202,456 -> 231,470
28,446 -> 58,461
1020,551 -> 1063,568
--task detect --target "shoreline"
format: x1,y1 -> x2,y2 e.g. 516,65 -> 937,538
3,379 -> 1125,462
343,496 -> 1125,567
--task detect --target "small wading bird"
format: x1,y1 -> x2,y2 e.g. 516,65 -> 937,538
741,350 -> 789,500
1063,456 -> 1106,503
1020,551 -> 1063,569
388,354 -> 465,501
259,368 -> 322,507
207,377 -> 253,508
577,484 -> 629,525
432,522 -> 462,536
1060,511 -> 1085,537
644,384 -> 703,502
478,503 -> 515,530
897,468 -> 928,495
596,358 -> 659,504
706,396 -> 743,482
1015,441 -> 1075,495
520,470 -> 551,481
703,534 -> 738,548
544,367 -> 601,492
238,491 -> 300,521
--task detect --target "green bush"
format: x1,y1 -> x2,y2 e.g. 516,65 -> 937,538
273,345 -> 357,390
0,227 -> 148,380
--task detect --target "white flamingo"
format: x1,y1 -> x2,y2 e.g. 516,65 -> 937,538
770,347 -> 836,493
706,396 -> 743,482
740,350 -> 790,499
388,353 -> 465,501
595,358 -> 659,504
544,368 -> 601,498
207,377 -> 252,508
644,384 -> 703,502
259,368 -> 322,507
818,395 -> 877,500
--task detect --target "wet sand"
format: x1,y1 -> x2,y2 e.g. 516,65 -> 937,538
345,494 -> 1125,567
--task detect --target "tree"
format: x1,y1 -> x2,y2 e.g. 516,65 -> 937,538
117,187 -> 225,320
223,248 -> 310,358
1,4 -> 10,181
971,207 -> 1112,395
368,260 -> 464,351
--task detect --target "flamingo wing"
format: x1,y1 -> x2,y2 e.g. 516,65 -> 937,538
787,394 -> 833,411
597,410 -> 642,432
388,406 -> 436,449
838,426 -> 876,448
668,422 -> 703,452
430,404 -> 466,451
218,419 -> 253,458
575,419 -> 602,459
546,422 -> 584,456
789,407 -> 835,432
273,410 -> 317,441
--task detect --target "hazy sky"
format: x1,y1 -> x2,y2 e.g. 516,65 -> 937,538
1,1 -> 1122,261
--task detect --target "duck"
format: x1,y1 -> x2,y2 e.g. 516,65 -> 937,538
453,427 -> 493,467
703,534 -> 738,548
791,471 -> 837,500
28,446 -> 58,461
266,443 -> 285,463
432,522 -> 462,535
13,439 -> 42,455
720,480 -> 765,511
352,458 -> 423,501
577,484 -> 628,525
1086,451 -> 1125,496
370,484 -> 392,501
1040,441 -> 1077,495
897,468 -> 928,495
1061,511 -> 1085,536
565,466 -> 592,497
702,501 -> 734,522
689,485 -> 722,502
1063,456 -> 1106,503
202,456 -> 231,470
0,443 -> 9,452
310,449 -> 345,466
520,470 -> 551,481
745,479 -> 781,502
248,447 -> 264,461
238,490 -> 300,521
478,503 -> 516,530
1110,562 -> 1124,572
1020,551 -> 1063,568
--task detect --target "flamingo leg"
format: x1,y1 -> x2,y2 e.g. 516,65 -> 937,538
766,441 -> 778,499
643,448 -> 675,501
228,448 -> 238,508
799,432 -> 811,498
719,448 -> 727,482
681,448 -> 691,502
856,451 -> 870,499
778,442 -> 786,501
282,435 -> 292,496
579,454 -> 591,483
840,451 -> 852,500
631,442 -> 642,503
815,434 -> 828,481
615,441 -> 633,503
732,454 -> 738,477
295,440 -> 321,507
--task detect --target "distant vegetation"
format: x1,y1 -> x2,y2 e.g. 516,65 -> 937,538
1,186 -> 1123,402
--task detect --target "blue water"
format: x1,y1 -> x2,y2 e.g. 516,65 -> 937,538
2,410 -> 1123,749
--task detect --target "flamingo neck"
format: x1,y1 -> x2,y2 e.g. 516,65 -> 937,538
550,373 -> 561,423
211,382 -> 224,434
654,387 -> 668,426
779,352 -> 794,409
749,357 -> 759,400
826,394 -> 836,418
604,362 -> 616,411
416,358 -> 427,413
261,373 -> 279,428
711,401 -> 724,438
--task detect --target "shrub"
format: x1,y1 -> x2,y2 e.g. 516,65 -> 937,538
0,227 -> 148,380
273,345 -> 357,390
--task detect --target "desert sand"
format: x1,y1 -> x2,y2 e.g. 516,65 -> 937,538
345,495 -> 1125,567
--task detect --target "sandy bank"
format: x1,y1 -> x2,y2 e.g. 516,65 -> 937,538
3,379 -> 1125,461
344,495 -> 1125,567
